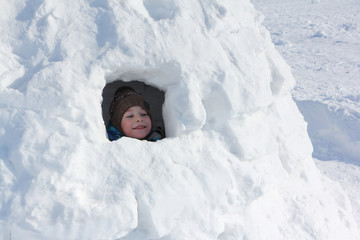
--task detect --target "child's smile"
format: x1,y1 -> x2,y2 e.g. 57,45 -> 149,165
121,106 -> 152,139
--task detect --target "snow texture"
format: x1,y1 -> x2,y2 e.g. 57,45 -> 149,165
253,0 -> 360,165
252,1 -> 360,238
0,0 -> 359,239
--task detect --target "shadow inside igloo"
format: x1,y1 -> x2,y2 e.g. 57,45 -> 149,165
102,80 -> 166,139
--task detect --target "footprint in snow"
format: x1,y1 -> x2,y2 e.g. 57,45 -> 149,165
143,0 -> 178,21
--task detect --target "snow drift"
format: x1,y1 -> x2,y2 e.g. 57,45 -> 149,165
0,0 -> 359,239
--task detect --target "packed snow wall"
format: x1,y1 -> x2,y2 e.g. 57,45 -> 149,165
0,0 -> 358,239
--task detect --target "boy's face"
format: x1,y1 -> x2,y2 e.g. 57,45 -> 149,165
121,106 -> 152,139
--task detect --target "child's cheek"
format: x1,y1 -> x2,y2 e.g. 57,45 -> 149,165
121,119 -> 131,132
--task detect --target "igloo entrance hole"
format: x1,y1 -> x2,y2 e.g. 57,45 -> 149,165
102,80 -> 166,140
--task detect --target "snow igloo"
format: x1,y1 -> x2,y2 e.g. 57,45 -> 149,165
0,0 -> 358,239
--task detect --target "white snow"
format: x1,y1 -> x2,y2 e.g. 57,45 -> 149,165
0,0 -> 359,239
252,0 -> 360,164
252,0 -> 360,237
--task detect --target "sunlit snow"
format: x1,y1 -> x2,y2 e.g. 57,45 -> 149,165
0,0 -> 359,239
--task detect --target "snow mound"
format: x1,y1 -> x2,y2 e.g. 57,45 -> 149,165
0,0 -> 359,239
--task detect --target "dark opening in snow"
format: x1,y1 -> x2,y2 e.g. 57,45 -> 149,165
102,80 -> 166,139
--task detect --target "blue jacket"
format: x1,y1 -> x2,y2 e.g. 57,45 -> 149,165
106,121 -> 164,142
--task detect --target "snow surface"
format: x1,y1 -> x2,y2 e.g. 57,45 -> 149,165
0,0 -> 359,239
252,0 -> 360,165
252,0 -> 360,237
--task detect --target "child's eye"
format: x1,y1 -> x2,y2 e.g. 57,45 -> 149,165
126,114 -> 134,118
141,113 -> 148,117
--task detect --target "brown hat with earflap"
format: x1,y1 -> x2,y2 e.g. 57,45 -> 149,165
109,86 -> 152,134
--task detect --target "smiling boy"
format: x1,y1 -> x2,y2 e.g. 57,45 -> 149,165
121,106 -> 152,139
106,86 -> 164,141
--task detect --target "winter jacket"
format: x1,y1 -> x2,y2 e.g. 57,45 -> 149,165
106,120 -> 164,142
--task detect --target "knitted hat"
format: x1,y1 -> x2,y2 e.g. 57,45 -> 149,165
109,86 -> 151,134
